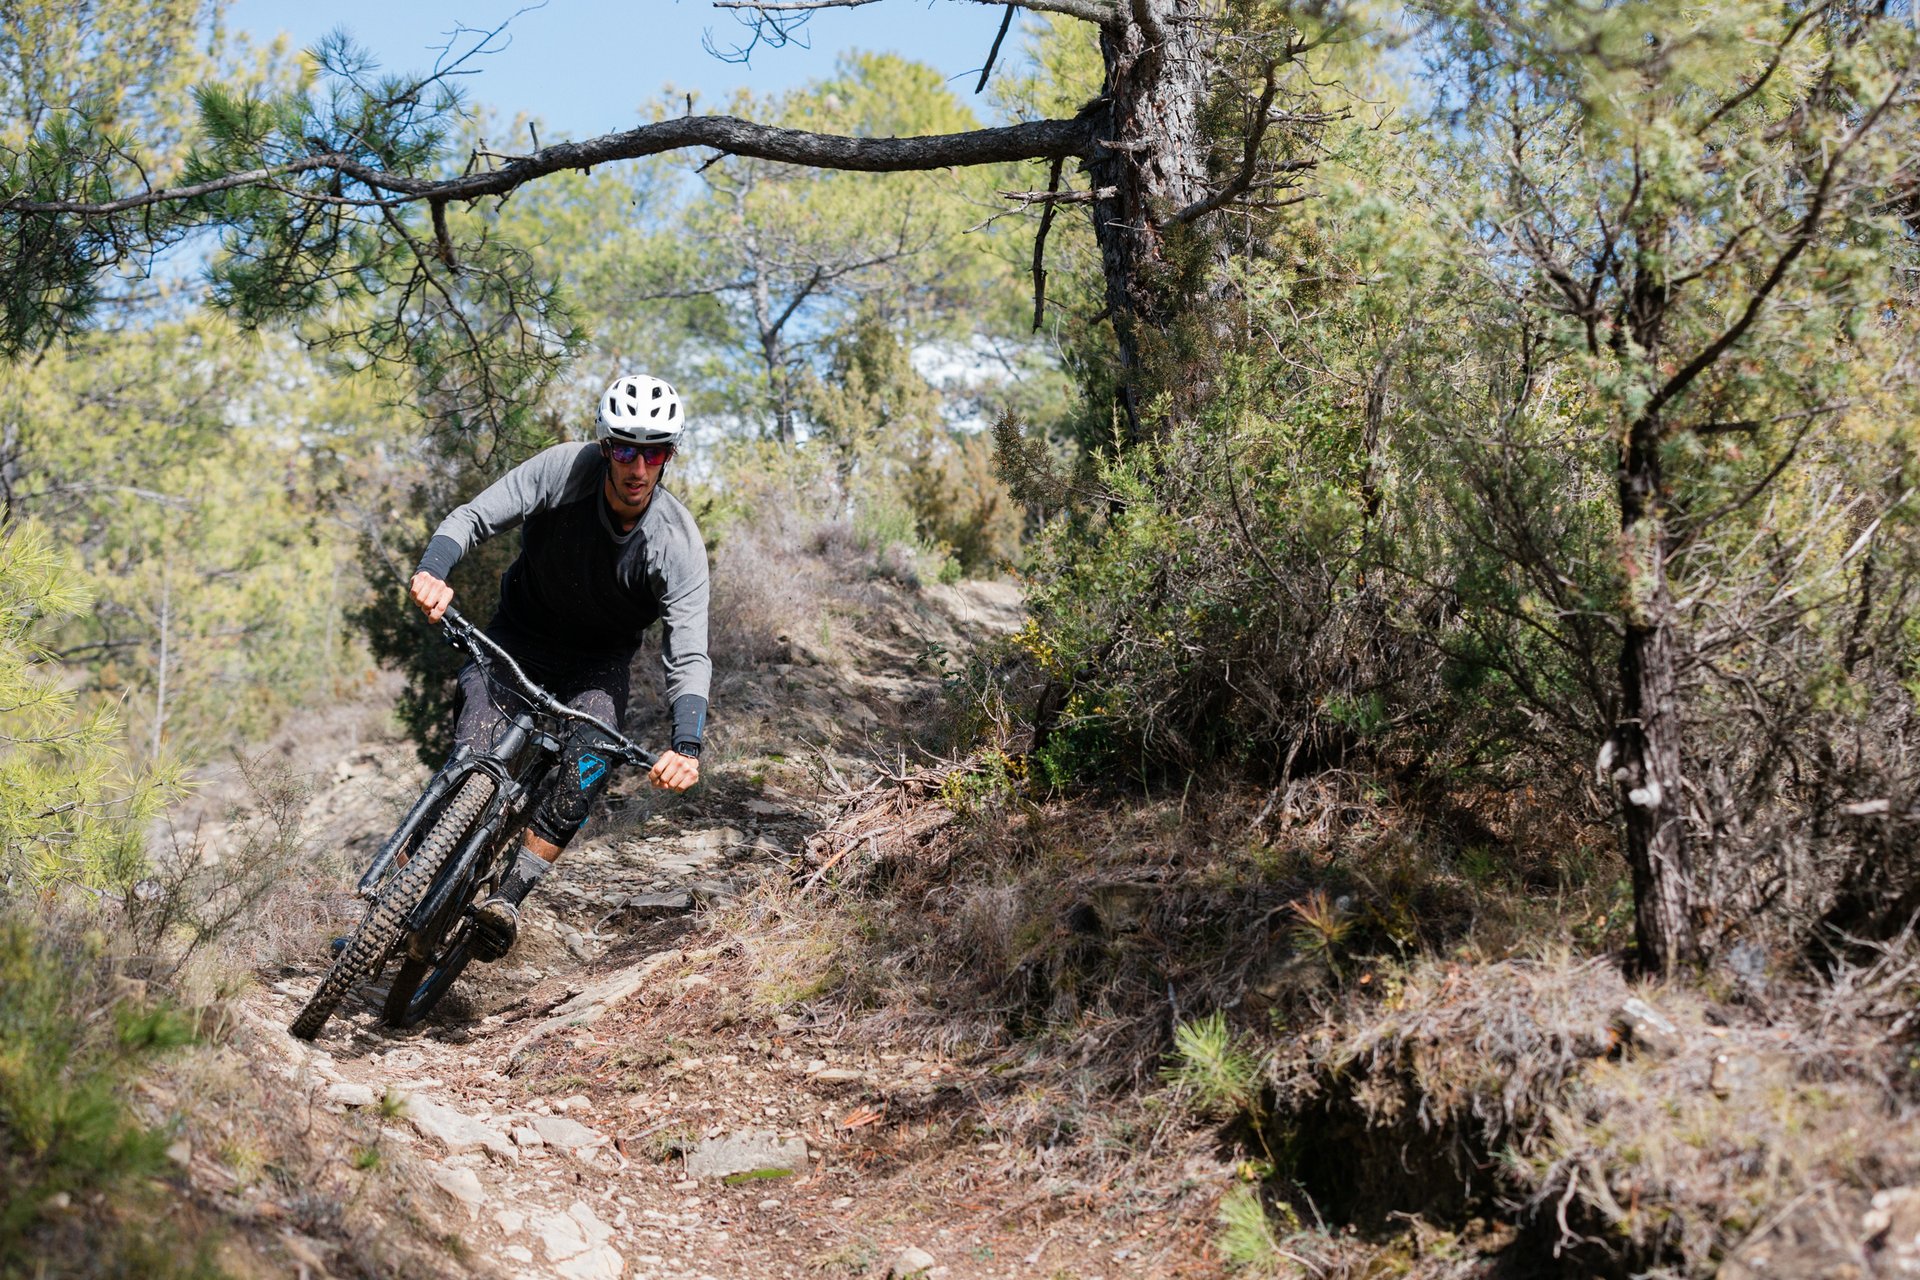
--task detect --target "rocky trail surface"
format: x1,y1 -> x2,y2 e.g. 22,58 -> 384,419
156,579 -> 1222,1280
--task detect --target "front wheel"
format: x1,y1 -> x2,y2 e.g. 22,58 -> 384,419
289,771 -> 497,1041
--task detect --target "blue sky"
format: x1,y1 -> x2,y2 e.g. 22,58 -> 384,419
225,0 -> 1019,138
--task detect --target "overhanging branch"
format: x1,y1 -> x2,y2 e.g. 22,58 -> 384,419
711,0 -> 1118,21
5,114 -> 1096,219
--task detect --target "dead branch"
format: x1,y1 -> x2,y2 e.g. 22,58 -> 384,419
1031,156 -> 1066,333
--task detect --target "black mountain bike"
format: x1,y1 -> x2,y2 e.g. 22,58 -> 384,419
290,607 -> 654,1041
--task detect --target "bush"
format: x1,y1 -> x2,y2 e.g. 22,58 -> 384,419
0,907 -> 212,1279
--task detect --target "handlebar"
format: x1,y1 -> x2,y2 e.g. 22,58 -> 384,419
438,605 -> 657,770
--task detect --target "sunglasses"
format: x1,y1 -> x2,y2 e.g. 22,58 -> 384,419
605,442 -> 673,466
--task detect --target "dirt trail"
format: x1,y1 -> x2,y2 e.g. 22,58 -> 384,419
187,579 -> 1214,1280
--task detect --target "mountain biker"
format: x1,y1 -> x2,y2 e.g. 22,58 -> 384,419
405,373 -> 710,960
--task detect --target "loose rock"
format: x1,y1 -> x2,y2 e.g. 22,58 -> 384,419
529,1113 -> 608,1154
400,1094 -> 516,1163
812,1067 -> 869,1085
430,1165 -> 487,1217
622,890 -> 694,917
1615,997 -> 1684,1058
683,1129 -> 808,1180
324,1081 -> 377,1108
889,1246 -> 937,1278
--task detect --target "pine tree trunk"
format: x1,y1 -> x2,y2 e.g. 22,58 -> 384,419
1084,0 -> 1219,442
1616,415 -> 1698,973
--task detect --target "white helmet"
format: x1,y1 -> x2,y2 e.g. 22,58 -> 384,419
596,374 -> 684,445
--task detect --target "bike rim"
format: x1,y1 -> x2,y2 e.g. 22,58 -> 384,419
402,924 -> 476,1021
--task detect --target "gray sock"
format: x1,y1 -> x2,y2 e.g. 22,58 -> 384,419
496,847 -> 552,907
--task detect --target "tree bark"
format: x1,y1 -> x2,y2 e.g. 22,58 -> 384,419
1083,0 -> 1221,442
1615,414 -> 1698,974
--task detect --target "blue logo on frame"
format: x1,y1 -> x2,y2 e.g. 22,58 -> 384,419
577,753 -> 607,790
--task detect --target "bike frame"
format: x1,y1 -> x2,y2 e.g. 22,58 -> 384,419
355,606 -> 656,961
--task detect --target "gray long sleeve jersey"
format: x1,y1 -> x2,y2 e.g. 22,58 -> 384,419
416,442 -> 711,752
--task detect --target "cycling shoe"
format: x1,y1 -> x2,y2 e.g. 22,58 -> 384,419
470,897 -> 519,962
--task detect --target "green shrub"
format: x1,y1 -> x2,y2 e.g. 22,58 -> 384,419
0,910 -> 212,1279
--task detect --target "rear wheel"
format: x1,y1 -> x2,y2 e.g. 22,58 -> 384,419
289,772 -> 497,1041
383,912 -> 480,1028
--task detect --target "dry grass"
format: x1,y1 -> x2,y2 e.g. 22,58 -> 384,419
703,466 -> 942,672
694,752 -> 1626,1178
1265,937 -> 1920,1277
690,731 -> 1920,1277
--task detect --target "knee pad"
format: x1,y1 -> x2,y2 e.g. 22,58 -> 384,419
530,725 -> 614,846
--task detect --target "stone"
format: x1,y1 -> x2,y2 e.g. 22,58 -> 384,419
534,1201 -> 621,1278
503,1245 -> 535,1264
1866,1184 -> 1920,1265
889,1246 -> 937,1278
569,1200 -> 616,1245
684,826 -> 748,853
506,949 -> 686,1059
165,1139 -> 192,1167
745,798 -> 787,816
689,879 -> 739,906
683,1129 -> 809,1180
531,1113 -> 609,1153
812,1068 -> 869,1085
623,890 -> 693,917
511,1126 -> 545,1148
1615,997 -> 1684,1058
494,1208 -> 526,1233
430,1165 -> 487,1217
830,1196 -> 855,1210
324,1081 -> 378,1108
555,1093 -> 591,1112
537,1218 -> 587,1261
556,1245 -> 625,1280
400,1094 -> 516,1163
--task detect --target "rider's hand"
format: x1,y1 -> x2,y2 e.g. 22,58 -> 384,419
410,571 -> 454,623
650,750 -> 700,792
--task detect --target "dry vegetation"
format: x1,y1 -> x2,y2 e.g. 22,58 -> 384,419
10,503 -> 1920,1280
691,726 -> 1920,1277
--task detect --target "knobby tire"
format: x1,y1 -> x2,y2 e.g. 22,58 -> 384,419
288,772 -> 497,1041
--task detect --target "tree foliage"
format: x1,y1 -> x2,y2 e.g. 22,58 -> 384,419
0,522 -> 168,887
999,0 -> 1920,974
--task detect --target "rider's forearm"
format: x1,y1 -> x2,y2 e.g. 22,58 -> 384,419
670,694 -> 707,755
657,536 -> 711,739
416,535 -> 465,581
